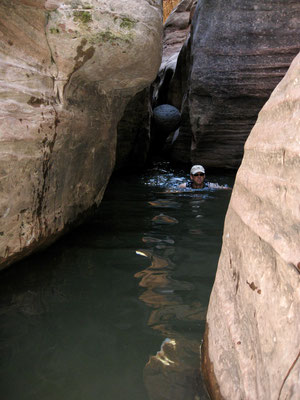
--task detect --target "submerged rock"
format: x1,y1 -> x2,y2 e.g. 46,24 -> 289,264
171,0 -> 300,168
202,52 -> 300,399
0,0 -> 162,269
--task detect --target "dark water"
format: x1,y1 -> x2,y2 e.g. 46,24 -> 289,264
0,162 -> 234,400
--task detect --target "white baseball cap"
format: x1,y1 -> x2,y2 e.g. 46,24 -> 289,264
190,165 -> 205,175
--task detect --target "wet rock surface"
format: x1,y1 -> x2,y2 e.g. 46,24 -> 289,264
171,0 -> 300,169
0,0 -> 162,269
203,52 -> 300,399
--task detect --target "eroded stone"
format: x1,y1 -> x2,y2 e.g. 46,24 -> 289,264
0,0 -> 163,269
171,0 -> 300,169
203,51 -> 300,400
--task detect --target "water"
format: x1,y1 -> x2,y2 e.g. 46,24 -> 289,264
0,162 -> 234,400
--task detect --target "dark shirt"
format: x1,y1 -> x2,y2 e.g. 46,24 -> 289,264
186,181 -> 208,189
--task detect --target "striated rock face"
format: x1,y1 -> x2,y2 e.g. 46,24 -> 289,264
162,0 -> 196,71
0,0 -> 162,269
153,0 -> 196,107
202,52 -> 300,399
171,0 -> 300,169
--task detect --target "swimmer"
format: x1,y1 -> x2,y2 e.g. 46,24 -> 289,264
179,165 -> 230,190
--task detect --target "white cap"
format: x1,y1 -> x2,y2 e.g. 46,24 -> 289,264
190,165 -> 205,175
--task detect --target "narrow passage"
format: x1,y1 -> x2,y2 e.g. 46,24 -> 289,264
0,162 -> 233,400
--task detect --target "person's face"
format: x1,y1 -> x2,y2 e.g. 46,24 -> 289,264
190,172 -> 205,186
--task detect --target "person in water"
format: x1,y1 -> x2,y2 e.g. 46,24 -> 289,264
179,165 -> 230,189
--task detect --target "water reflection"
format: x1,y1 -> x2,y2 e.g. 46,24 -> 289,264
135,250 -> 192,308
144,338 -> 204,400
0,161 -> 232,400
135,162 -> 233,399
148,199 -> 181,209
142,237 -> 175,245
135,245 -> 208,399
152,214 -> 179,225
135,200 -> 213,398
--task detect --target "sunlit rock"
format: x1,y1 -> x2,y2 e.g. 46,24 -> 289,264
162,0 -> 196,70
163,0 -> 182,22
153,0 -> 196,107
202,52 -> 300,399
0,0 -> 162,269
171,0 -> 300,168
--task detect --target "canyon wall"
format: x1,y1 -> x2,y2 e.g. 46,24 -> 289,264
153,0 -> 196,108
163,0 -> 181,22
202,52 -> 300,400
116,87 -> 152,171
170,0 -> 300,169
0,0 -> 162,269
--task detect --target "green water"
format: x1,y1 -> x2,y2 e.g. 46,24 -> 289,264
0,163 -> 234,400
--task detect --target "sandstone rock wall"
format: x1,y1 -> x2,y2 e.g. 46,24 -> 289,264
0,0 -> 162,269
171,0 -> 300,169
202,52 -> 300,400
163,0 -> 181,22
153,0 -> 196,108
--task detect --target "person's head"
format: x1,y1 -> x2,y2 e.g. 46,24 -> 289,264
190,165 -> 205,188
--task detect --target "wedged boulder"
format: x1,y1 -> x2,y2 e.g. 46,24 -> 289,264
0,0 -> 162,269
153,104 -> 181,133
202,52 -> 300,399
171,0 -> 300,168
150,104 -> 181,156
